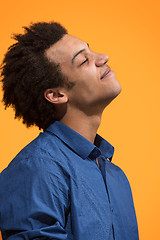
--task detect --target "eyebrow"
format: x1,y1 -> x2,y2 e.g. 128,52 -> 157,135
71,43 -> 89,64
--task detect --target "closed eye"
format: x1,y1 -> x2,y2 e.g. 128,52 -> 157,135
79,58 -> 88,66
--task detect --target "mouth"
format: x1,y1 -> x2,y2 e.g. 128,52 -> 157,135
100,66 -> 111,80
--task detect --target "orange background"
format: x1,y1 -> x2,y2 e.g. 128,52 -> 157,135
0,0 -> 160,239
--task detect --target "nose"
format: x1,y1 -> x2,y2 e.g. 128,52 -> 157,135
95,53 -> 109,67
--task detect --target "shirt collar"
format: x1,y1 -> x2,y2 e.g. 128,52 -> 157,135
45,121 -> 114,162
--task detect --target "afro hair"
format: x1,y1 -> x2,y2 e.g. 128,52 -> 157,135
0,21 -> 74,130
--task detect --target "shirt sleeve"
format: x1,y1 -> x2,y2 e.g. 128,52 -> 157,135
0,155 -> 70,239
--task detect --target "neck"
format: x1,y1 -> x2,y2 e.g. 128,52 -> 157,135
59,109 -> 102,143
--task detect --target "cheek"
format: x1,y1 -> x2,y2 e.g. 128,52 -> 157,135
64,65 -> 100,100
69,80 -> 100,107
80,67 -> 99,86
76,73 -> 98,95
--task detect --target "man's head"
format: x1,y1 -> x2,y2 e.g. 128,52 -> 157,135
1,21 -> 121,130
44,34 -> 121,116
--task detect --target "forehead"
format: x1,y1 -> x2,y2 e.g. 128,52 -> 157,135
45,34 -> 86,64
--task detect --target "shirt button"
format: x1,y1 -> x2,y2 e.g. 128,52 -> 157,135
111,208 -> 114,212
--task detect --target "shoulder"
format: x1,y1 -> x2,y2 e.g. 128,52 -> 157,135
0,132 -> 71,214
3,131 -> 66,167
0,131 -> 70,188
0,133 -> 71,231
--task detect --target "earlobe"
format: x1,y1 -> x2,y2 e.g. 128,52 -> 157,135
44,89 -> 68,104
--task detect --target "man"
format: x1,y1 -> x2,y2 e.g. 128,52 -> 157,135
0,21 -> 139,239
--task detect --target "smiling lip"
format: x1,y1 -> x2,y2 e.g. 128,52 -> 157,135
100,67 -> 111,80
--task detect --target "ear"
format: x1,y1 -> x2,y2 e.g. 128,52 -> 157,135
44,88 -> 68,104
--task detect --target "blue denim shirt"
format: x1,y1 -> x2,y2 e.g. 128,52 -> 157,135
0,121 -> 139,240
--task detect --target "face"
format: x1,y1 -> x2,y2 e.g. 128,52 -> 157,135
45,34 -> 121,114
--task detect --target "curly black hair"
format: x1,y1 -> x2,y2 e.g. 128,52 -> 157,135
0,21 -> 74,130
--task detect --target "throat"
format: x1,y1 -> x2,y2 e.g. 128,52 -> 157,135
60,111 -> 102,144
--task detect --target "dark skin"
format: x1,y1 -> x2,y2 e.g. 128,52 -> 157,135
44,35 -> 122,157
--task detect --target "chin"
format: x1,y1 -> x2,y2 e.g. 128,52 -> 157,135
114,83 -> 122,97
110,80 -> 122,98
103,84 -> 122,108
